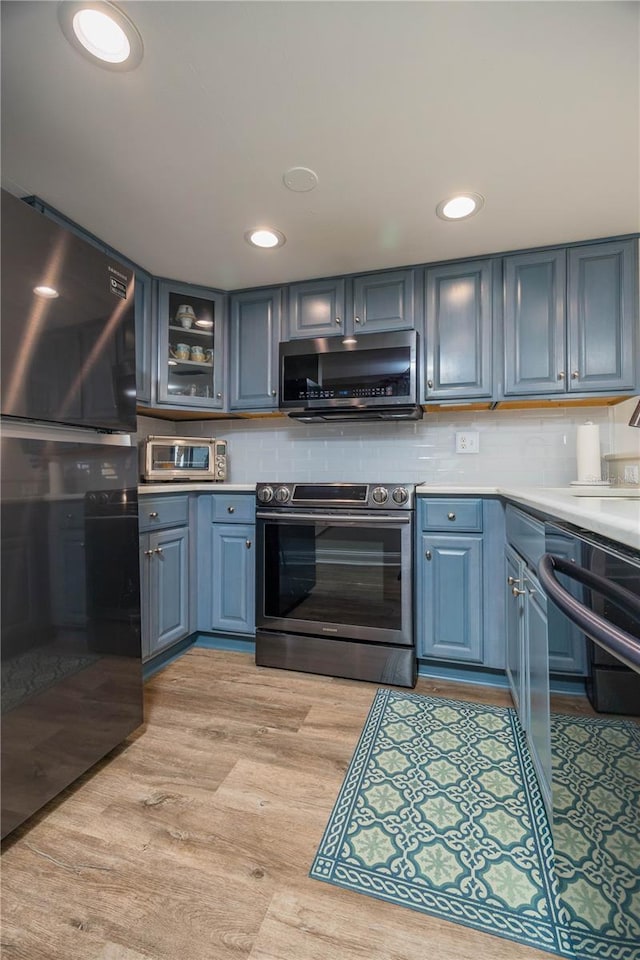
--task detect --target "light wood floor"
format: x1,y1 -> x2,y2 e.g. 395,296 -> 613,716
1,650 -> 593,960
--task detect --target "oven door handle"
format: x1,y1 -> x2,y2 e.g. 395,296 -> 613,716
537,553 -> 640,673
256,511 -> 411,524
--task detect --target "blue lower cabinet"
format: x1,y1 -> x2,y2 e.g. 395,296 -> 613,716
140,526 -> 190,660
417,533 -> 483,662
196,494 -> 256,637
208,523 -> 255,634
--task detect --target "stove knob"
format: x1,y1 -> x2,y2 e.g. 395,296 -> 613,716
275,486 -> 291,503
257,486 -> 274,504
392,487 -> 409,505
371,486 -> 388,504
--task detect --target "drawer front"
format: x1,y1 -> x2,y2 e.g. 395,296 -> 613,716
139,495 -> 189,531
211,494 -> 256,523
506,504 -> 545,569
418,498 -> 483,532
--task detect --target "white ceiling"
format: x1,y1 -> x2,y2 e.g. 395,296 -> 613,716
2,1 -> 639,290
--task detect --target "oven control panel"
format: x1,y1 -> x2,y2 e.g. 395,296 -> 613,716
256,482 -> 415,510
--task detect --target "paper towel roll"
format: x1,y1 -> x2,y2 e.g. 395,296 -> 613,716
576,422 -> 602,482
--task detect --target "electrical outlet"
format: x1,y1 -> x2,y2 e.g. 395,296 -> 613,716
455,431 -> 479,454
624,464 -> 639,485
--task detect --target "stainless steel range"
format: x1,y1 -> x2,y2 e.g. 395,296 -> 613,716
255,482 -> 417,687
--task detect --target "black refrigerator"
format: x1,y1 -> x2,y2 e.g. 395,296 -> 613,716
1,190 -> 143,839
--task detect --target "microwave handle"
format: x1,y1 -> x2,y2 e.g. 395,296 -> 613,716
537,553 -> 640,672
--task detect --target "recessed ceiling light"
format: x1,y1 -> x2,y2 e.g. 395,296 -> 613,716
33,285 -> 60,298
436,193 -> 485,221
58,1 -> 143,71
245,228 -> 286,249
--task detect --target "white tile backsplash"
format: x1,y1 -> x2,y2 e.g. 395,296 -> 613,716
173,406 -> 613,486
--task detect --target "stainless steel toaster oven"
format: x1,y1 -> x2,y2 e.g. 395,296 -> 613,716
141,436 -> 227,482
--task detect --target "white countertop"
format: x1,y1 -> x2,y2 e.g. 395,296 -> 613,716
138,482 -> 639,549
138,482 -> 255,494
416,484 -> 640,550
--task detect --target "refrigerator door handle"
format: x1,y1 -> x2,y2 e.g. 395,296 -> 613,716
0,418 -> 132,445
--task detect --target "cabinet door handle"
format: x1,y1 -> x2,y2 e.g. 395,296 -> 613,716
144,549 -> 153,557
154,546 -> 163,556
507,576 -> 520,586
227,506 -> 235,514
217,392 -> 222,399
558,371 -> 565,380
447,512 -> 456,521
354,316 -> 361,324
335,317 -> 341,325
571,371 -> 579,379
149,512 -> 159,519
271,389 -> 277,397
427,379 -> 433,389
512,585 -> 526,597
246,540 -> 252,549
425,550 -> 432,560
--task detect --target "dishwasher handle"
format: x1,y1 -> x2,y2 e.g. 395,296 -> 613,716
538,553 -> 640,673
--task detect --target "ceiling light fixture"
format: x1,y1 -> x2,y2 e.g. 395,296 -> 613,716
245,228 -> 286,249
33,285 -> 60,298
436,193 -> 485,221
58,1 -> 143,71
342,336 -> 357,346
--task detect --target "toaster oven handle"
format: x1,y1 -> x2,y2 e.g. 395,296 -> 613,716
538,553 -> 640,672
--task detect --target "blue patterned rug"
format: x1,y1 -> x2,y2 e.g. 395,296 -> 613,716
310,688 -> 640,960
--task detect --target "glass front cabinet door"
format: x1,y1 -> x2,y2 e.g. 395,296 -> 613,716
157,280 -> 226,409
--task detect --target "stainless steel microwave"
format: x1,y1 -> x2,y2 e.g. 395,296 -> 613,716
280,329 -> 421,421
141,436 -> 227,482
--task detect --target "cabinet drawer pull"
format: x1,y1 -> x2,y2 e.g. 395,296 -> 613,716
447,512 -> 456,521
507,576 -> 520,586
227,506 -> 235,514
425,550 -> 432,560
154,546 -> 163,556
149,511 -> 159,519
144,549 -> 153,557
246,539 -> 252,549
512,585 -> 526,597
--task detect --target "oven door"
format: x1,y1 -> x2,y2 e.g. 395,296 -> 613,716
256,510 -> 413,646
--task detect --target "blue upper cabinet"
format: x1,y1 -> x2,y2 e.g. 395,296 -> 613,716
424,259 -> 493,400
567,240 -> 637,393
285,270 -> 415,339
503,239 -> 638,398
503,249 -> 566,396
156,279 -> 226,409
351,270 -> 415,334
286,278 -> 346,339
229,288 -> 282,410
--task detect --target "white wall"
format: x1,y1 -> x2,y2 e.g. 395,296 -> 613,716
167,405 -> 615,487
